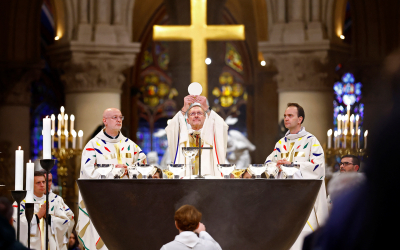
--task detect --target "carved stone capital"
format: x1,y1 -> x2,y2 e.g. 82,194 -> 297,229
48,42 -> 141,93
0,63 -> 43,105
259,41 -> 350,92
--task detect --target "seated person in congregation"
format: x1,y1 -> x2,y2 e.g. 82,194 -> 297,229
77,108 -> 147,250
161,205 -> 222,250
166,95 -> 228,177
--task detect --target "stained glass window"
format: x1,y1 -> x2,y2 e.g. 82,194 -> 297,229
333,72 -> 363,128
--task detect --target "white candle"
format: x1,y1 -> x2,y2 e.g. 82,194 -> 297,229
78,130 -> 83,149
357,129 -> 361,149
337,115 -> 341,130
57,130 -> 62,148
57,114 -> 62,131
60,106 -> 65,126
334,131 -> 337,149
70,115 -> 75,132
65,130 -> 69,149
51,114 -> 55,131
351,129 -> 354,149
72,130 -> 77,149
64,114 -> 68,131
43,116 -> 51,159
346,105 -> 350,128
327,129 -> 332,149
364,130 -> 368,149
355,115 -> 359,130
25,160 -> 35,202
15,147 -> 24,190
51,130 -> 54,149
350,114 -> 354,133
343,129 -> 348,148
338,129 -> 341,148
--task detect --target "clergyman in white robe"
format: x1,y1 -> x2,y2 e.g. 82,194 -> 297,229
161,231 -> 222,250
13,193 -> 71,250
265,127 -> 329,250
165,103 -> 228,178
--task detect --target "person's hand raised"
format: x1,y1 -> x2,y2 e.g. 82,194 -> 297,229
194,96 -> 209,112
183,95 -> 196,113
194,222 -> 206,233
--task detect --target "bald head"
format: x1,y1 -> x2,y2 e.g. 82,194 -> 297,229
103,108 -> 121,118
102,108 -> 123,136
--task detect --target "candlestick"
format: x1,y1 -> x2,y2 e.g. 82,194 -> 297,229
51,130 -> 54,149
364,130 -> 368,149
64,114 -> 69,132
343,129 -> 348,148
65,130 -> 69,149
57,130 -> 62,148
355,115 -> 359,131
351,129 -> 354,149
337,115 -> 341,130
60,106 -> 65,126
78,130 -> 83,149
70,114 -> 75,132
357,129 -> 361,149
327,129 -> 332,149
25,160 -> 35,203
15,147 -> 23,190
72,130 -> 77,149
43,116 -> 51,159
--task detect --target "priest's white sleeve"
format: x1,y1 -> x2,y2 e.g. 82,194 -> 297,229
265,142 -> 279,165
81,140 -> 101,179
49,200 -> 71,249
294,137 -> 325,180
199,231 -> 223,250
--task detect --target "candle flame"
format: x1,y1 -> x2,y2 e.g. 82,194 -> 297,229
51,130 -> 54,136
351,129 -> 354,135
18,146 -> 21,150
72,130 -> 77,137
347,105 -> 350,111
46,115 -> 49,118
350,114 -> 354,122
57,130 -> 61,136
60,106 -> 65,113
334,131 -> 337,137
78,130 -> 83,137
364,130 -> 368,137
58,114 -> 62,120
64,114 -> 68,120
29,160 -> 31,163
327,129 -> 332,136
70,114 -> 75,121
51,114 -> 55,120
338,114 -> 342,121
338,129 -> 341,135
344,129 -> 348,135
358,129 -> 361,135
356,115 -> 359,121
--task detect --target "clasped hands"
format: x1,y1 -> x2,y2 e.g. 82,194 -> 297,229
115,164 -> 128,177
182,95 -> 209,113
276,159 -> 292,172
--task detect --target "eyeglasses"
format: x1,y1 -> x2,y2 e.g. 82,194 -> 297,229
189,112 -> 204,117
108,116 -> 124,121
339,162 -> 353,166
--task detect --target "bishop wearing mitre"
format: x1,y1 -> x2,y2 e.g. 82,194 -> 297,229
166,91 -> 228,178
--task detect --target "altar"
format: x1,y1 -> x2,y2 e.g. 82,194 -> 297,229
77,179 -> 321,250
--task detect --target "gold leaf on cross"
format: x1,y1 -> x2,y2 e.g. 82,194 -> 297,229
153,0 -> 245,98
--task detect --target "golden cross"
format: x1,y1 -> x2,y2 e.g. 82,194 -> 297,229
153,0 -> 245,97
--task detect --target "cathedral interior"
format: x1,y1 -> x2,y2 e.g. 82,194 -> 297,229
1,0 -> 399,215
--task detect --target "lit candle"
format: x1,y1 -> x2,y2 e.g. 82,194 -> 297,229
70,114 -> 75,132
364,130 -> 368,149
65,130 -> 69,149
57,114 -> 62,131
78,130 -> 83,149
343,129 -> 348,148
15,147 -> 24,190
337,115 -> 341,130
64,114 -> 69,132
334,131 -> 338,149
43,116 -> 51,159
351,129 -> 354,149
355,115 -> 359,130
72,130 -> 77,149
51,114 -> 55,131
327,129 -> 332,149
25,160 -> 35,202
57,130 -> 62,148
346,105 -> 350,127
60,106 -> 65,126
357,129 -> 361,149
350,114 -> 354,133
51,130 -> 54,149
338,129 -> 341,148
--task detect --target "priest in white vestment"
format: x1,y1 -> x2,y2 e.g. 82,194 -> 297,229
13,172 -> 71,250
76,108 -> 147,250
264,103 -> 329,250
166,95 -> 228,178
